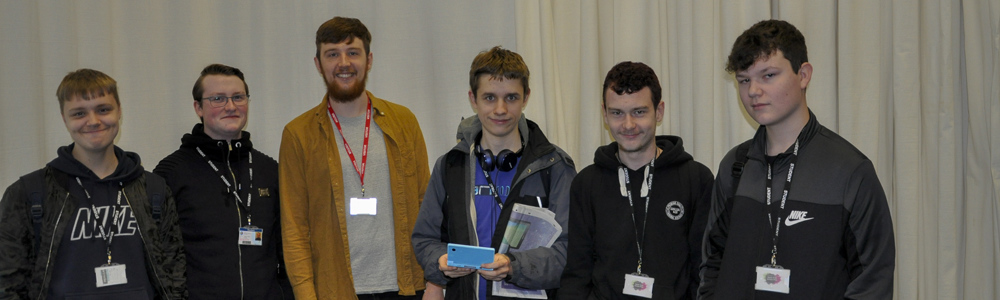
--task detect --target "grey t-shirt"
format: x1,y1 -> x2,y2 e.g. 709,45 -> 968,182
331,111 -> 399,294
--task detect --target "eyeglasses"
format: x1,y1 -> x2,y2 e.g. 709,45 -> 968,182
201,94 -> 250,108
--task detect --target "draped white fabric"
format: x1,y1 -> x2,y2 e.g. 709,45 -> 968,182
516,1 -> 999,299
1,1 -> 997,299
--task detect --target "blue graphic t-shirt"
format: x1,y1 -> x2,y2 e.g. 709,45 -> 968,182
473,157 -> 519,299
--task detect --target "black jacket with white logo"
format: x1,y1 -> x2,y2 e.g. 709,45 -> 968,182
561,136 -> 714,300
699,111 -> 895,299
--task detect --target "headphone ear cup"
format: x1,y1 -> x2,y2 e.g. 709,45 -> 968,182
495,149 -> 517,172
478,147 -> 497,172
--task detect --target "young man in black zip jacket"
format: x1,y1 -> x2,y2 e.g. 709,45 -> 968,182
412,46 -> 577,300
559,62 -> 714,300
154,64 -> 292,299
699,20 -> 895,299
0,69 -> 187,299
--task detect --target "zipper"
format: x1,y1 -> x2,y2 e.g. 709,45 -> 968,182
123,188 -> 173,299
226,141 -> 246,300
36,192 -> 69,300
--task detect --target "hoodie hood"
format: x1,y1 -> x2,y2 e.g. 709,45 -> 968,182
47,144 -> 144,184
593,135 -> 694,170
180,123 -> 254,162
453,113 -> 531,154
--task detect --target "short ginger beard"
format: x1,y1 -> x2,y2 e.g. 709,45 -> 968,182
324,68 -> 369,103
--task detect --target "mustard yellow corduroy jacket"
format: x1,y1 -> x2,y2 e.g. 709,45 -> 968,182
279,91 -> 429,299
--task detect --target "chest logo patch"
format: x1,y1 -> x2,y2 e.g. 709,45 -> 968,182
665,201 -> 684,220
784,210 -> 814,226
258,188 -> 271,197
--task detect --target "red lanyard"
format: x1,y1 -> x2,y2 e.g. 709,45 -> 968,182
327,99 -> 372,196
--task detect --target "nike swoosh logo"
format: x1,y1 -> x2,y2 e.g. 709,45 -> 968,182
784,217 -> 814,226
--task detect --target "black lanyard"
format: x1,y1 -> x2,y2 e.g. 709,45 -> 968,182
618,158 -> 654,274
764,140 -> 800,267
479,162 -> 512,209
197,144 -> 255,226
75,177 -> 123,264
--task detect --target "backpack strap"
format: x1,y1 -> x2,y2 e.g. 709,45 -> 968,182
730,140 -> 753,196
20,169 -> 47,251
539,168 -> 551,208
144,174 -> 166,225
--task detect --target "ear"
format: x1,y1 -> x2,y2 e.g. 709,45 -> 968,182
522,88 -> 530,107
655,100 -> 665,123
194,100 -> 205,119
601,102 -> 610,127
797,62 -> 813,90
468,90 -> 477,112
314,56 -> 322,74
366,51 -> 374,71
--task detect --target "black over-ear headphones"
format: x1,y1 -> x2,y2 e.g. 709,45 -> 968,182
476,144 -> 520,172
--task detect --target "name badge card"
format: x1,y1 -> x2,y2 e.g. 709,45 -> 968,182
350,197 -> 377,215
622,273 -> 654,298
95,263 -> 127,287
239,226 -> 264,246
755,266 -> 791,294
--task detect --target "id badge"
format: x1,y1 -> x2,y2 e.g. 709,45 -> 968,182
94,263 -> 127,287
622,273 -> 654,298
238,226 -> 264,246
350,197 -> 377,215
755,265 -> 791,294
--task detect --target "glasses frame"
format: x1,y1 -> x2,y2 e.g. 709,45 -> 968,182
201,94 -> 250,108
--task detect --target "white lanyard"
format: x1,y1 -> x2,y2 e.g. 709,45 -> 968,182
197,145 -> 255,225
75,177 -> 123,264
618,158 -> 654,274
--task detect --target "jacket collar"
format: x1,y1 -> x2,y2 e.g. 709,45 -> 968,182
181,123 -> 253,161
311,90 -> 393,138
452,114 -> 532,154
749,109 -> 821,160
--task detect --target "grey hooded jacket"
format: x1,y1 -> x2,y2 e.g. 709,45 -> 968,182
412,115 -> 576,299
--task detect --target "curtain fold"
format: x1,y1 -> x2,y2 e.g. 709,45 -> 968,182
515,0 -> 999,298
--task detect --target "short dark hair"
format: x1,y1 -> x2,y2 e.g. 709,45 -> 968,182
192,64 -> 248,101
726,19 -> 808,74
315,17 -> 372,58
56,69 -> 119,110
602,61 -> 661,107
469,46 -> 530,97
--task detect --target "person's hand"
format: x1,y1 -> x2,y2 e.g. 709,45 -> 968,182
422,281 -> 444,300
438,254 -> 475,278
477,253 -> 512,281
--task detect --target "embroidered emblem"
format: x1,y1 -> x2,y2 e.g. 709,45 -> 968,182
665,201 -> 684,220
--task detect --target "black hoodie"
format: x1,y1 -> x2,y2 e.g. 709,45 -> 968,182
45,145 -> 156,299
560,136 -> 714,300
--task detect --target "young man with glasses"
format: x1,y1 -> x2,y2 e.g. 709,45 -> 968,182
154,64 -> 292,299
0,69 -> 186,299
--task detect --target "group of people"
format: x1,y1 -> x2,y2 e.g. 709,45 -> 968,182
0,16 -> 894,300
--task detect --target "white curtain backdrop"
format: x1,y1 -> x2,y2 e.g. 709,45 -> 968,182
515,0 -> 999,299
1,1 -> 997,299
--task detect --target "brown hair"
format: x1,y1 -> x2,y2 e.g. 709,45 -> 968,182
56,69 -> 119,110
315,17 -> 372,58
469,46 -> 530,97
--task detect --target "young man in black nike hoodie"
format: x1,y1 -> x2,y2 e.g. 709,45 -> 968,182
560,62 -> 714,300
699,20 -> 895,299
0,69 -> 186,299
